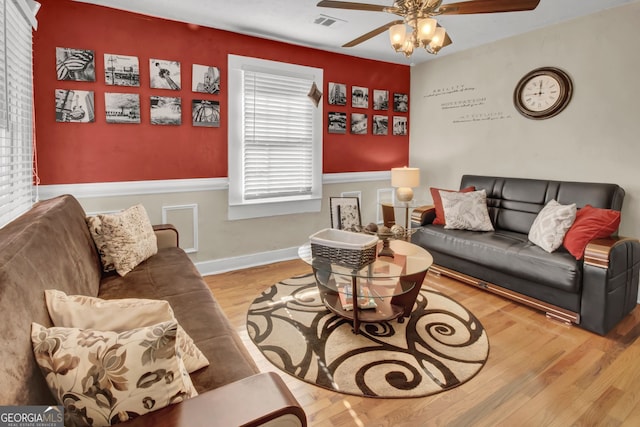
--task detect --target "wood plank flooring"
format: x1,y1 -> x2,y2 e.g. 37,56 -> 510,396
204,260 -> 640,427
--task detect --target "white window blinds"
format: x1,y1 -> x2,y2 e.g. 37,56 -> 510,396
242,70 -> 314,200
0,0 -> 35,228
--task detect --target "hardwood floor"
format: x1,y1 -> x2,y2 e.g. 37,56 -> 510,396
205,260 -> 640,427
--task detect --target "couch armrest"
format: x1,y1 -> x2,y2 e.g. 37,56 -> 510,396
122,372 -> 306,427
411,205 -> 436,227
581,236 -> 640,335
153,224 -> 179,249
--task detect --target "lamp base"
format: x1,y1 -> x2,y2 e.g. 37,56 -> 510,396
396,187 -> 414,202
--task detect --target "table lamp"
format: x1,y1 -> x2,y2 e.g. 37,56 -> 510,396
391,167 -> 420,202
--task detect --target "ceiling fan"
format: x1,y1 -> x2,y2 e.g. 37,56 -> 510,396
317,0 -> 541,57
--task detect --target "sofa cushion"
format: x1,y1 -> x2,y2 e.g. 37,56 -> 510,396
45,290 -> 210,373
31,320 -> 197,426
528,200 -> 576,253
441,189 -> 494,232
415,225 -> 582,293
87,204 -> 158,276
98,247 -> 260,392
563,205 -> 621,259
430,186 -> 475,225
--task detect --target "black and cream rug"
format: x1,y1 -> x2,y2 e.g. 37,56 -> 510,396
246,274 -> 489,398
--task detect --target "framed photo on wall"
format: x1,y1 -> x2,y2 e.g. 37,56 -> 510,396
328,112 -> 347,134
56,47 -> 95,82
329,197 -> 362,231
328,82 -> 347,106
373,89 -> 389,110
150,96 -> 181,125
192,64 -> 220,94
55,89 -> 95,123
351,113 -> 367,134
373,115 -> 388,135
192,99 -> 220,127
393,116 -> 407,136
105,93 -> 140,124
104,54 -> 140,87
351,86 -> 369,108
150,59 -> 181,90
393,93 -> 408,112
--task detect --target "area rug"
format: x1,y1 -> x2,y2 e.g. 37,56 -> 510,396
246,273 -> 489,398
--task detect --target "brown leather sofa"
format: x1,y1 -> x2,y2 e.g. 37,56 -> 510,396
411,175 -> 640,335
0,194 -> 306,426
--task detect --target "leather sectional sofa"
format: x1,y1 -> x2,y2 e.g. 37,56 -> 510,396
0,195 -> 306,426
411,175 -> 640,335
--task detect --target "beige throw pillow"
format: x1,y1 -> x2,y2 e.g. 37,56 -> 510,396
528,200 -> 577,252
86,204 -> 157,276
45,290 -> 210,373
32,321 -> 197,426
440,189 -> 494,232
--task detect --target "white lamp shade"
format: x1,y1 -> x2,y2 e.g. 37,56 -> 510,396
417,18 -> 436,44
430,26 -> 446,49
391,167 -> 420,188
389,24 -> 407,51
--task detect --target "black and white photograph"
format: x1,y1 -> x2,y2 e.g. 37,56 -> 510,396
192,99 -> 220,127
373,89 -> 389,111
150,59 -> 181,90
150,96 -> 181,125
394,92 -> 409,112
104,54 -> 140,87
351,86 -> 369,108
373,115 -> 388,135
55,89 -> 95,123
328,82 -> 347,106
393,116 -> 408,136
328,112 -> 347,134
192,64 -> 220,94
56,47 -> 95,82
351,113 -> 367,134
105,93 -> 140,124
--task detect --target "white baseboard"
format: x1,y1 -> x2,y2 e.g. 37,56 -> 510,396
195,246 -> 301,276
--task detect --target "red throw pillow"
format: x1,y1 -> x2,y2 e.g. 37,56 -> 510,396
563,205 -> 621,259
430,186 -> 476,225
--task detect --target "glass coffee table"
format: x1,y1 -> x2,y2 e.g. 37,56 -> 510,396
299,239 -> 433,334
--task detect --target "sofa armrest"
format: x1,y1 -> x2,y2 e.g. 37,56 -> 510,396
121,372 -> 306,427
411,205 -> 436,227
153,224 -> 179,249
581,236 -> 640,335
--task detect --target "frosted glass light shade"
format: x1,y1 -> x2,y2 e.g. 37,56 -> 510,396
417,18 -> 436,45
429,27 -> 446,51
391,167 -> 420,202
389,24 -> 407,51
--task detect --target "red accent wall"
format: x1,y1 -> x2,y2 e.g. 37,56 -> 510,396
34,0 -> 410,185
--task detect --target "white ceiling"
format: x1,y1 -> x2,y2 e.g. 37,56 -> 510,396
74,0 -> 637,65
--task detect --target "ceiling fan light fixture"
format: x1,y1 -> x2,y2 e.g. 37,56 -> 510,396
389,23 -> 407,51
427,26 -> 446,53
417,17 -> 436,45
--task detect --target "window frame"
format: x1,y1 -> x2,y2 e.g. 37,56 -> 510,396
227,54 -> 323,220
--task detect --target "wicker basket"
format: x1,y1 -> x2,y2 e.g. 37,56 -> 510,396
309,228 -> 378,269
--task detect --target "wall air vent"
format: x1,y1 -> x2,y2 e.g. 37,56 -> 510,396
312,14 -> 347,28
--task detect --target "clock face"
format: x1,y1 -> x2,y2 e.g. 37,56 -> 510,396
514,67 -> 573,120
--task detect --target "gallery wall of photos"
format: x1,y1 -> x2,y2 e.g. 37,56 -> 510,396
55,47 -> 221,127
327,83 -> 408,136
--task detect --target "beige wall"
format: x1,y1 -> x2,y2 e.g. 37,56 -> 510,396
410,2 -> 640,238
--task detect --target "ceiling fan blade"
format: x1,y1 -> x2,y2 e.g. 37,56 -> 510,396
317,0 -> 398,13
438,0 -> 541,15
343,20 -> 404,47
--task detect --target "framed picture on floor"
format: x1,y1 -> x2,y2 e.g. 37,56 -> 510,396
330,197 -> 362,231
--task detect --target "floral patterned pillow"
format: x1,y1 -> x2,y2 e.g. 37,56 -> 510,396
31,321 -> 198,427
45,290 -> 210,373
86,204 -> 157,276
440,189 -> 494,232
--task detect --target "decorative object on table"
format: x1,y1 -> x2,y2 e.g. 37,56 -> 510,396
105,93 -> 140,124
393,116 -> 408,135
309,228 -> 378,270
56,47 -> 95,82
246,274 -> 489,398
192,99 -> 220,127
328,82 -> 347,106
192,64 -> 220,94
328,111 -> 347,134
351,86 -> 368,108
329,197 -> 362,230
55,89 -> 95,123
350,113 -> 367,134
150,58 -> 181,90
375,225 -> 395,258
104,53 -> 140,87
513,67 -> 573,120
391,166 -> 420,202
364,222 -> 378,233
150,96 -> 181,125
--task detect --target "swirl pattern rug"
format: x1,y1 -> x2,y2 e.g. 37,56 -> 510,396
246,274 -> 489,398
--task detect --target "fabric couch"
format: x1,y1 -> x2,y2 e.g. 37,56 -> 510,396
411,175 -> 640,335
0,194 -> 306,426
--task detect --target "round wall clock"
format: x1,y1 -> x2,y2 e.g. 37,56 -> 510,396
513,67 -> 573,120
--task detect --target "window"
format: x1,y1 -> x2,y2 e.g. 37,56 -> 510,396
228,55 -> 323,220
0,0 -> 36,228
